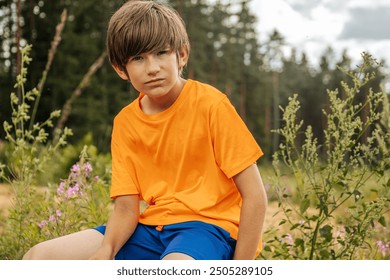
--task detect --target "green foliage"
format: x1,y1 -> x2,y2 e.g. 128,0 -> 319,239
0,45 -> 110,260
39,133 -> 112,185
261,53 -> 390,260
0,146 -> 111,260
34,146 -> 110,244
1,1 -> 389,261
1,45 -> 72,181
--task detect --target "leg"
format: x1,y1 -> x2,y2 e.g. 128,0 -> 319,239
162,253 -> 195,260
114,224 -> 164,260
160,221 -> 236,260
23,229 -> 104,260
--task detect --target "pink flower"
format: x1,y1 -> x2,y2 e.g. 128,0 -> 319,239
57,181 -> 65,195
71,163 -> 80,174
83,162 -> 93,176
335,226 -> 346,238
376,240 -> 389,258
66,186 -> 76,198
56,210 -> 62,217
66,183 -> 83,198
284,233 -> 294,245
38,220 -> 48,229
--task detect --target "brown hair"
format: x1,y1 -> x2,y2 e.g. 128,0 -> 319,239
107,0 -> 190,71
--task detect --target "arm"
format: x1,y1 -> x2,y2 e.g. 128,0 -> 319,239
233,163 -> 267,260
89,194 -> 139,259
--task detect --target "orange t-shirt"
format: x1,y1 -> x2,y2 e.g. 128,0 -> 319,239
110,79 -> 263,253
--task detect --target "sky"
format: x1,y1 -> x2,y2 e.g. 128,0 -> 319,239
249,0 -> 390,70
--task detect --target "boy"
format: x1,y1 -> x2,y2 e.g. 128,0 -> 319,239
23,0 -> 267,260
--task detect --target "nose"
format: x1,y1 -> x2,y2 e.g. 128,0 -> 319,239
145,55 -> 160,75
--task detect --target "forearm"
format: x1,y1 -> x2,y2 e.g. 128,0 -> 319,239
233,196 -> 266,260
91,195 -> 139,259
232,164 -> 268,260
102,207 -> 138,257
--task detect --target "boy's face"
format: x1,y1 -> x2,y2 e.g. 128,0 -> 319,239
113,47 -> 188,100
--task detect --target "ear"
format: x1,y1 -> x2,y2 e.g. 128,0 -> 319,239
112,64 -> 129,80
177,46 -> 189,68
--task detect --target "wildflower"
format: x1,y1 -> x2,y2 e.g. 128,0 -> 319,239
284,233 -> 294,245
66,183 -> 83,198
335,226 -> 346,238
38,220 -> 48,229
56,209 -> 62,217
67,186 -> 75,198
376,240 -> 389,258
83,162 -> 93,176
49,215 -> 56,222
71,163 -> 80,174
57,181 -> 65,195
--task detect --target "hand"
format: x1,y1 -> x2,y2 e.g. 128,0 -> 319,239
89,244 -> 115,260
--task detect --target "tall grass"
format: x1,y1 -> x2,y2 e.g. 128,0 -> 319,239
261,53 -> 390,260
0,26 -> 111,259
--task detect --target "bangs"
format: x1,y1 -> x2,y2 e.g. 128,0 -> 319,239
124,9 -> 176,57
107,1 -> 190,69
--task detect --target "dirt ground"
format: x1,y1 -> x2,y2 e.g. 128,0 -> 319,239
0,184 -> 13,217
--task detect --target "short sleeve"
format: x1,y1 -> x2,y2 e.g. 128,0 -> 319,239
210,96 -> 263,178
110,115 -> 139,199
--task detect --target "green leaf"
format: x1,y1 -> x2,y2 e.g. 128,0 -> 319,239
378,216 -> 386,227
300,198 -> 310,214
319,249 -> 330,259
263,246 -> 272,252
290,223 -> 300,230
294,238 -> 305,251
319,225 -> 333,242
279,219 -> 286,226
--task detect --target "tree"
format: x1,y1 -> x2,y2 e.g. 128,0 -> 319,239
261,30 -> 286,154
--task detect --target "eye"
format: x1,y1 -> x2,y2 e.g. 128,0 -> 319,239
130,55 -> 143,62
157,50 -> 170,56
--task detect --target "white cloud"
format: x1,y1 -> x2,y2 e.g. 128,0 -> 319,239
346,0 -> 390,8
253,0 -> 308,43
251,0 -> 390,69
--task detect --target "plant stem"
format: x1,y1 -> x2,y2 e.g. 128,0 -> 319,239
29,9 -> 67,130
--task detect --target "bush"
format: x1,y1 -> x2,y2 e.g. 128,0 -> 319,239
261,53 -> 390,260
0,45 -> 110,259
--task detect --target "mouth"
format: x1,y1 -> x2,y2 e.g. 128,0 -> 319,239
145,78 -> 164,85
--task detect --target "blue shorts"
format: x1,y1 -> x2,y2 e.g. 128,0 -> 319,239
94,221 -> 236,260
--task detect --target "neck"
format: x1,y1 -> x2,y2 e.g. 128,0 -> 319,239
140,78 -> 186,114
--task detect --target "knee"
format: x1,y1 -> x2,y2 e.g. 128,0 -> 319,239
22,248 -> 33,260
22,243 -> 47,260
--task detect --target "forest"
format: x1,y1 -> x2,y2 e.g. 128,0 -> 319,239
1,0 -> 387,158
